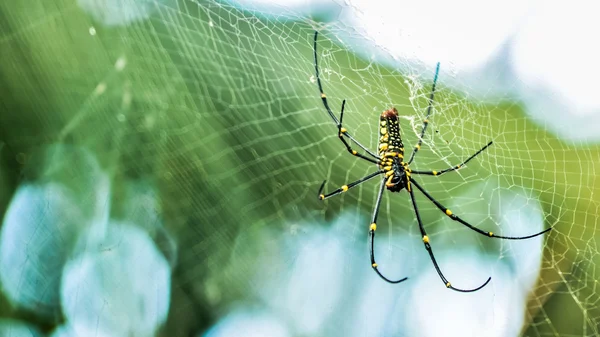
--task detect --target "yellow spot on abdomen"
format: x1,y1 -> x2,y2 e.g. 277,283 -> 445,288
379,143 -> 388,151
380,127 -> 387,135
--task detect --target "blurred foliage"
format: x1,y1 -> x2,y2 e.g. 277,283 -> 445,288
1,0 -> 599,336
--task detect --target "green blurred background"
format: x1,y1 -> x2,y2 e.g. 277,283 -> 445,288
0,0 -> 599,336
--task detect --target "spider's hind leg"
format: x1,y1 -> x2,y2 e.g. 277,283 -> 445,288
407,179 -> 491,292
369,177 -> 409,284
410,178 -> 552,240
411,141 -> 493,177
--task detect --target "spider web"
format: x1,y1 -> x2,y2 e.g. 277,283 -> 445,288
0,0 -> 598,336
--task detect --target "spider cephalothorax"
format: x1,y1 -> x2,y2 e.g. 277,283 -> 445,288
313,31 -> 552,292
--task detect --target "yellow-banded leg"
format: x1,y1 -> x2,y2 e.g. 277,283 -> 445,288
318,170 -> 384,200
314,31 -> 381,165
334,100 -> 381,165
369,177 -> 408,284
411,141 -> 494,176
410,179 -> 552,240
407,182 -> 491,292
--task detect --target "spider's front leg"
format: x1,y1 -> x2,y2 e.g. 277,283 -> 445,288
313,31 -> 381,165
330,99 -> 381,165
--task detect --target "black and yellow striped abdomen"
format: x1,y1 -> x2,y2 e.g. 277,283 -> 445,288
378,107 -> 404,159
378,107 -> 409,192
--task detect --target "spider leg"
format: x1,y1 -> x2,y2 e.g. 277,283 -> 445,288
314,31 -> 381,164
407,62 -> 440,165
369,177 -> 409,284
407,180 -> 491,292
411,141 -> 493,176
410,178 -> 552,240
336,100 -> 381,165
318,170 -> 384,200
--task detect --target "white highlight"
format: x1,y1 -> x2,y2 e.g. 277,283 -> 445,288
61,223 -> 171,337
0,145 -> 110,318
343,0 -> 532,71
77,0 -> 161,27
93,82 -> 107,96
115,56 -> 127,71
231,0 -> 600,143
512,1 -> 600,142
204,310 -> 291,337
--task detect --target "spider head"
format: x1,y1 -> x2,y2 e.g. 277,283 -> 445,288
381,107 -> 398,119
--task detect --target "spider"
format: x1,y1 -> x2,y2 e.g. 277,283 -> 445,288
313,31 -> 552,292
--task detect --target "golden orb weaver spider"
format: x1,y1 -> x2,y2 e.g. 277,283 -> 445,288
313,31 -> 552,292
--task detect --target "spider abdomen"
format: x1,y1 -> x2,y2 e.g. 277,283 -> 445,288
379,107 -> 408,192
378,107 -> 404,157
